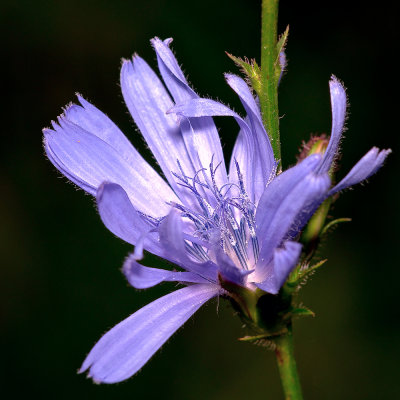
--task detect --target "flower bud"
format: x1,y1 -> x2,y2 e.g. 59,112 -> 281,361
297,134 -> 329,162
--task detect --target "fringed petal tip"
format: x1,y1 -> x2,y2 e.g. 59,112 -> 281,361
329,147 -> 392,195
316,76 -> 348,174
329,75 -> 346,96
150,36 -> 173,48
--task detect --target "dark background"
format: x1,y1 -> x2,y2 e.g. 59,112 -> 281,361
1,1 -> 398,399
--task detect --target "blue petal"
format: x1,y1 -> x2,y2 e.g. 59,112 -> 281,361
278,51 -> 287,85
151,38 -> 228,191
255,241 -> 302,294
225,74 -> 276,201
65,96 -> 154,171
214,247 -> 253,286
43,118 -> 176,217
328,147 -> 391,195
256,154 -> 322,240
44,139 -> 96,194
80,284 -> 221,383
317,76 -> 347,173
96,183 -> 163,253
120,56 -> 200,207
151,37 -> 196,103
123,254 -> 210,289
170,98 -> 261,202
158,209 -> 218,281
286,147 -> 391,239
255,158 -> 330,279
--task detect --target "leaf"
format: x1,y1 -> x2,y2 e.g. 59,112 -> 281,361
321,217 -> 352,236
275,25 -> 289,81
276,25 -> 289,63
226,53 -> 262,95
287,259 -> 327,289
238,329 -> 287,349
302,259 -> 327,276
239,333 -> 272,342
291,306 -> 315,318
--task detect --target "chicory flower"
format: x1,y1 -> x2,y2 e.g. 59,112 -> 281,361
43,37 -> 390,383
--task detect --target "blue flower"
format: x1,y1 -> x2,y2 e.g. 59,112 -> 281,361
43,37 -> 390,383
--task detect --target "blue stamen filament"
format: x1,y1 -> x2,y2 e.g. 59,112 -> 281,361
140,158 -> 264,271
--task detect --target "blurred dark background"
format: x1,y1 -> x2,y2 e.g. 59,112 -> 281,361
1,0 -> 398,399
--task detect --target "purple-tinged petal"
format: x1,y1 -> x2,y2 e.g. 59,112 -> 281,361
63,96 -> 178,202
96,184 -> 217,277
44,137 -> 97,194
44,119 -> 176,217
46,97 -> 177,204
170,98 -> 261,202
225,74 -> 276,201
120,56 -> 200,207
224,74 -> 264,132
171,98 -> 249,128
152,37 -> 228,190
151,37 -> 196,103
278,51 -> 287,85
286,147 -> 391,239
96,183 -> 162,254
123,254 -> 210,289
65,96 -> 151,168
328,147 -> 391,196
228,126 -> 247,184
317,76 -> 347,173
254,241 -> 302,294
255,163 -> 330,279
158,209 -> 218,281
256,154 -> 322,239
80,284 -> 221,383
214,247 -> 253,286
158,208 -> 187,257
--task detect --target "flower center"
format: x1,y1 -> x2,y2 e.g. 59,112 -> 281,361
170,158 -> 261,270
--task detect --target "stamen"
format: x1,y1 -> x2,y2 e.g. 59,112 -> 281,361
168,158 -> 268,271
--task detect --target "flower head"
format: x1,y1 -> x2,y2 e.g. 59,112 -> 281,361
43,37 -> 390,383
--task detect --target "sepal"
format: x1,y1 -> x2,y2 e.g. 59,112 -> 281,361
219,273 -> 292,335
286,259 -> 327,290
218,273 -> 261,326
238,331 -> 286,349
291,306 -> 315,318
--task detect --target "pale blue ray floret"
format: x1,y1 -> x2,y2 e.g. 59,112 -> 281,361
43,37 -> 390,384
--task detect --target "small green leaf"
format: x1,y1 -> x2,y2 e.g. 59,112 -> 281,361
226,52 -> 262,95
239,333 -> 272,342
321,217 -> 352,236
287,259 -> 327,289
239,329 -> 286,348
291,306 -> 315,318
274,25 -> 289,81
276,25 -> 289,59
303,259 -> 327,276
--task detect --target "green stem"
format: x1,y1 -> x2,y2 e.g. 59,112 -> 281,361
274,324 -> 304,400
260,0 -> 281,162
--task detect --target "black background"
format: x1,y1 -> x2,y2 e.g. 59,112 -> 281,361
1,1 -> 399,399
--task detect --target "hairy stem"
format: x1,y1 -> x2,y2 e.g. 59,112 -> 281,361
260,0 -> 281,162
274,324 -> 304,400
